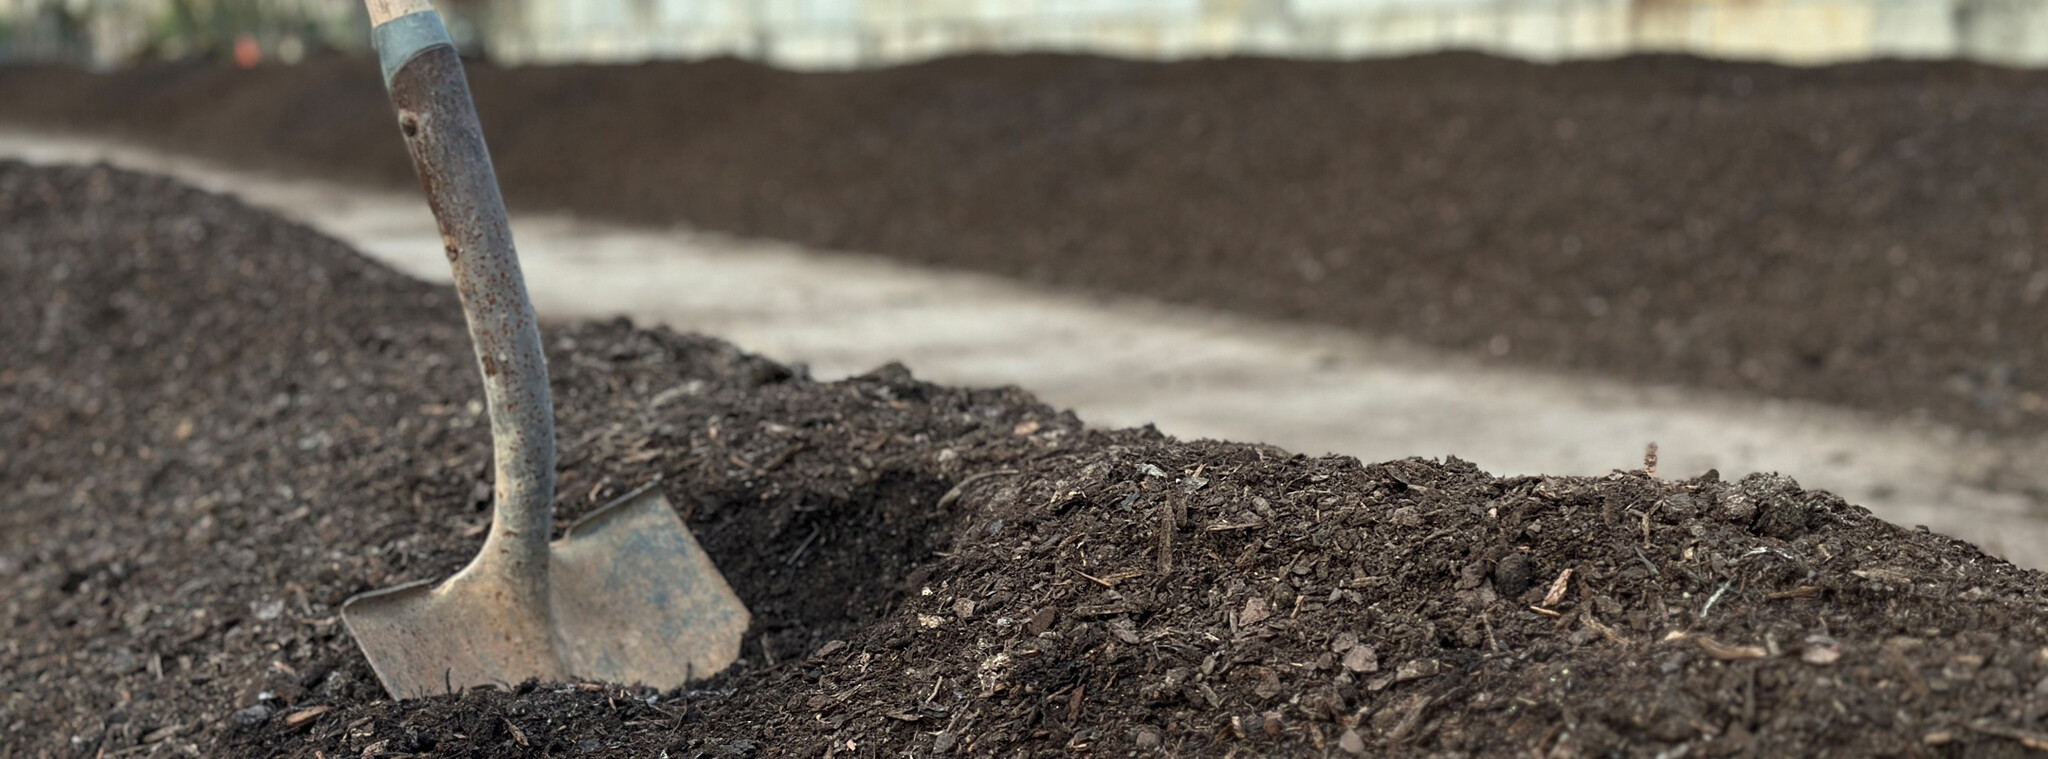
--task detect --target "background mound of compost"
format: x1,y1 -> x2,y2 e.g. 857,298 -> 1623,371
7,54 -> 2048,438
14,168 -> 2048,758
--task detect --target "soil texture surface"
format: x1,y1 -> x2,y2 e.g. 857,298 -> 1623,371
7,54 -> 2048,439
16,163 -> 2048,757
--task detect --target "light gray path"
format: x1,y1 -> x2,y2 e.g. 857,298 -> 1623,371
9,129 -> 2048,568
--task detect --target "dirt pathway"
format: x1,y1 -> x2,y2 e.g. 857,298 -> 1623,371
9,128 -> 2047,567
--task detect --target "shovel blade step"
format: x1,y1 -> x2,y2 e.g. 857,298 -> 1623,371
552,484 -> 749,688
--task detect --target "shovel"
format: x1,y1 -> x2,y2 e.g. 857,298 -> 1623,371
341,0 -> 748,699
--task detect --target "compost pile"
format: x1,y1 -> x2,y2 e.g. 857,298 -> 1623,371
12,164 -> 2048,758
8,54 -> 2048,438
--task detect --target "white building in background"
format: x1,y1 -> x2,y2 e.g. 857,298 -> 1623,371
467,0 -> 2048,69
7,0 -> 2048,70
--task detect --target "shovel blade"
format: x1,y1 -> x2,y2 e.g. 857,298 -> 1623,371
342,571 -> 567,700
550,485 -> 749,688
343,484 -> 747,699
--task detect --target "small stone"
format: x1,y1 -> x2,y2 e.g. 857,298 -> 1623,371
1252,668 -> 1282,700
107,649 -> 142,676
1026,607 -> 1056,636
1656,493 -> 1702,520
1342,645 -> 1378,673
808,640 -> 847,661
1109,618 -> 1142,644
953,598 -> 976,619
1718,493 -> 1756,522
1339,728 -> 1366,755
1134,728 -> 1161,748
1393,659 -> 1439,683
1802,645 -> 1841,666
230,704 -> 274,727
1238,597 -> 1271,626
932,731 -> 958,755
1330,632 -> 1360,653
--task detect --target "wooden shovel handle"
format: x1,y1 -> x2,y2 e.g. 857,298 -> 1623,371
368,4 -> 557,588
364,0 -> 434,26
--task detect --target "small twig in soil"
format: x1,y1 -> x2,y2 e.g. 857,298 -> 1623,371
1157,503 -> 1176,575
1581,613 -> 1629,645
1633,547 -> 1661,576
936,470 -> 1021,509
1970,719 -> 2048,749
759,634 -> 776,667
1700,579 -> 1734,619
1643,442 -> 1658,479
1540,568 -> 1573,608
1640,501 -> 1658,546
786,527 -> 821,566
1074,569 -> 1116,588
762,442 -> 806,472
1743,667 -> 1757,731
1694,635 -> 1767,660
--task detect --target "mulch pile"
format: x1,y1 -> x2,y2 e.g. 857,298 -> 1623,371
7,53 -> 2048,437
13,160 -> 2048,758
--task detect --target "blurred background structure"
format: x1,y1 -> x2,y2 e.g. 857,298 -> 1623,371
5,0 -> 2048,70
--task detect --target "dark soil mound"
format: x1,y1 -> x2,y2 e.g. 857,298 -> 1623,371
13,163 -> 2048,758
7,54 -> 2048,439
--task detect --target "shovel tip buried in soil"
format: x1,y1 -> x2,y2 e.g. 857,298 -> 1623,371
341,483 -> 749,698
550,482 -> 750,688
341,572 -> 568,699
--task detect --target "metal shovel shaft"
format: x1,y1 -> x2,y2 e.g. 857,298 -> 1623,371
340,0 -> 564,694
374,1 -> 556,587
345,1 -> 749,699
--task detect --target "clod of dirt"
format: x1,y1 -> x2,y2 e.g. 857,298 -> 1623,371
1491,552 -> 1536,598
1741,472 -> 1838,541
13,162 -> 2048,757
